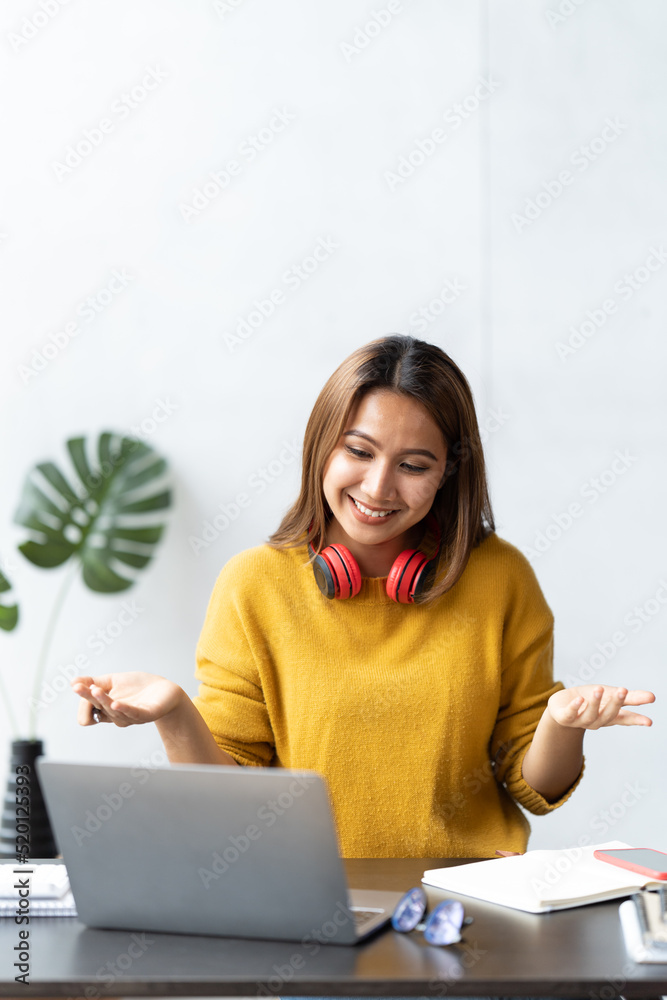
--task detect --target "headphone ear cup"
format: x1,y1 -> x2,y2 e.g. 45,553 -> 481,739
411,557 -> 438,602
313,543 -> 362,599
312,552 -> 337,599
386,550 -> 430,604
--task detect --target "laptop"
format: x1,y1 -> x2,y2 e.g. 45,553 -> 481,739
36,759 -> 404,945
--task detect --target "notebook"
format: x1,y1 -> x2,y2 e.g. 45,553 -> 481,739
422,841 -> 666,913
36,759 -> 403,944
0,863 -> 77,917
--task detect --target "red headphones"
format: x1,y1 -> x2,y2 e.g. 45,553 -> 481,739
308,510 -> 442,603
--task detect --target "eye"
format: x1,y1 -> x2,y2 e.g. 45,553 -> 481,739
344,446 -> 428,473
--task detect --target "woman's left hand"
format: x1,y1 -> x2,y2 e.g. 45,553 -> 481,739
548,684 -> 655,729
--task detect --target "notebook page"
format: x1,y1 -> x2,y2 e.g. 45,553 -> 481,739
422,840 -> 636,913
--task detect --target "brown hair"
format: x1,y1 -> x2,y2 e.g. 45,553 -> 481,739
266,334 -> 495,604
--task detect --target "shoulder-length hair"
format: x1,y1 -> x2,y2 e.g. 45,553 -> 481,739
266,334 -> 495,604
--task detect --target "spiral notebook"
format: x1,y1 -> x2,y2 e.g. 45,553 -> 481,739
0,864 -> 77,917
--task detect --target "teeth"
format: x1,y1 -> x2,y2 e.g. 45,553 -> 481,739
351,496 -> 395,517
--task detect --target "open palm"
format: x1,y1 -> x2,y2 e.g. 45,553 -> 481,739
548,684 -> 655,729
71,672 -> 182,727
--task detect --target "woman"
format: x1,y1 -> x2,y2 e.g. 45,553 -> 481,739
72,335 -> 654,858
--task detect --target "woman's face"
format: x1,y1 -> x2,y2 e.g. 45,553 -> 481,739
322,389 -> 448,549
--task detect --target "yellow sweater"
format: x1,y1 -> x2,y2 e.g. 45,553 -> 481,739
192,531 -> 583,858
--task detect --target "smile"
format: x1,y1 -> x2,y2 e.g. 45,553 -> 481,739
348,495 -> 398,518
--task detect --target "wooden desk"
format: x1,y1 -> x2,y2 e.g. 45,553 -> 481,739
0,858 -> 665,998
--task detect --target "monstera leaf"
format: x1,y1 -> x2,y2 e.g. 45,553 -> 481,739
0,569 -> 18,631
14,433 -> 171,593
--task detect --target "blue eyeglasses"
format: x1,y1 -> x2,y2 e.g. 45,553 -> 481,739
391,887 -> 471,946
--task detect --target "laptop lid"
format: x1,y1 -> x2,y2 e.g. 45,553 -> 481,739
36,759 -> 400,945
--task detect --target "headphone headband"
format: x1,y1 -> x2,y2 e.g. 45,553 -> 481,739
308,511 -> 441,604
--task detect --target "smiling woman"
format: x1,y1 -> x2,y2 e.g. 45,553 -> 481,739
269,334 -> 495,601
320,391 -> 449,579
71,335 -> 655,864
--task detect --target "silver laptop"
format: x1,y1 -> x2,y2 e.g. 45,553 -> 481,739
36,759 -> 403,945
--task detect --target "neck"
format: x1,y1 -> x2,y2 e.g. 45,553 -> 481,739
323,518 -> 426,578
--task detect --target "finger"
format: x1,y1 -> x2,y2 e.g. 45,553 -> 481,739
557,694 -> 586,724
72,674 -> 116,692
616,689 -> 656,706
89,684 -> 145,727
77,697 -> 98,727
75,684 -> 106,713
610,709 -> 653,727
594,687 -> 629,727
576,686 -> 605,727
72,680 -> 110,727
72,678 -> 106,704
89,685 -> 124,719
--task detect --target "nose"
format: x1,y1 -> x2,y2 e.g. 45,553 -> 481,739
361,459 -> 398,505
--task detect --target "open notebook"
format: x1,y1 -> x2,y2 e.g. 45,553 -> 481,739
422,841 -> 666,913
0,864 -> 77,917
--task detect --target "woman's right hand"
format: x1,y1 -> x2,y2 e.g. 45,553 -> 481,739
71,672 -> 185,728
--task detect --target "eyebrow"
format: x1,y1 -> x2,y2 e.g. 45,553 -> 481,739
343,429 -> 438,461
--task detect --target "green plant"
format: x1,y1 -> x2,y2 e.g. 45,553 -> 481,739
3,431 -> 172,738
0,568 -> 19,735
0,569 -> 18,633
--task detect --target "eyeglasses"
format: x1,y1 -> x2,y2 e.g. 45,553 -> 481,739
391,886 -> 472,946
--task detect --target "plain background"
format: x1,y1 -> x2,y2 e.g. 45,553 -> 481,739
1,0 -> 665,856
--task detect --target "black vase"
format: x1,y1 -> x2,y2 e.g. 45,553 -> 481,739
0,739 -> 58,859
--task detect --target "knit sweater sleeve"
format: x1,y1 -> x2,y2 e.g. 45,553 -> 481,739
490,547 -> 585,815
191,555 -> 275,767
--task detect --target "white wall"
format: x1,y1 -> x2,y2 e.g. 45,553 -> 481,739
1,0 -> 665,853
